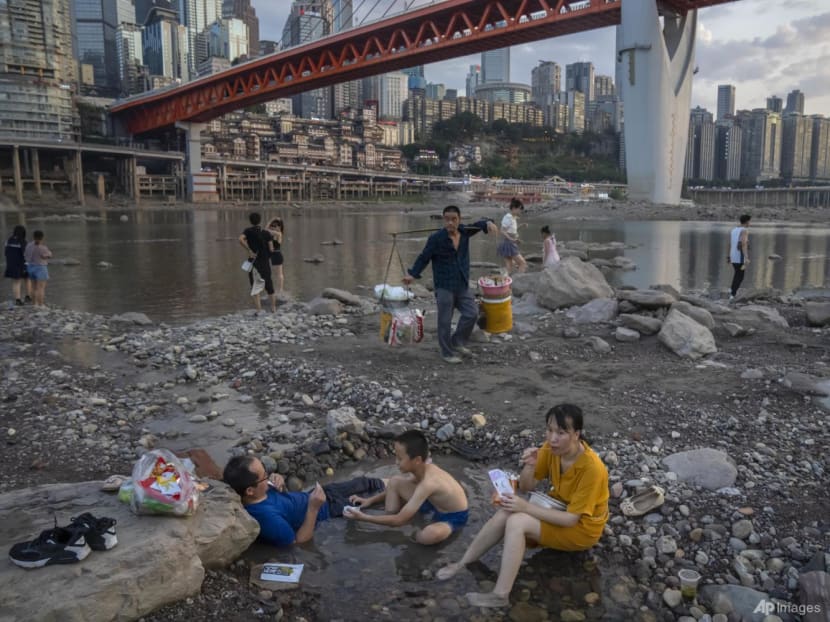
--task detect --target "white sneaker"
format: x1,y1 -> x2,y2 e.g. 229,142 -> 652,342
454,345 -> 473,357
442,355 -> 463,365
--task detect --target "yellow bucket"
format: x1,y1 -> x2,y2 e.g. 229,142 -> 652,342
482,296 -> 512,334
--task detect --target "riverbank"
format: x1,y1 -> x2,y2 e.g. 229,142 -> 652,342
1,276 -> 827,620
5,189 -> 830,225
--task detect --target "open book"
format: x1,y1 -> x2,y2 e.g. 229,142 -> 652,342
260,563 -> 304,583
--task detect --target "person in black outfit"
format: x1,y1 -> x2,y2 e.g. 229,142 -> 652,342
4,225 -> 30,306
265,217 -> 285,293
238,212 -> 276,313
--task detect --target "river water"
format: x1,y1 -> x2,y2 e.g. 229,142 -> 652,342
2,205 -> 829,323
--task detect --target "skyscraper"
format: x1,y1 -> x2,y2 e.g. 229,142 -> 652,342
178,0 -> 222,76
780,113 -> 813,181
766,95 -> 783,113
811,115 -> 830,180
0,0 -> 79,140
740,108 -> 782,182
331,0 -> 353,33
481,49 -> 510,84
379,72 -> 408,120
143,2 -> 189,81
684,107 -> 715,181
531,61 -> 560,108
715,120 -> 742,181
282,1 -> 332,118
116,23 -> 146,95
716,84 -> 735,120
594,75 -> 615,101
565,62 -> 595,103
785,89 -> 805,115
73,0 -> 137,91
222,0 -> 259,57
465,65 -> 481,99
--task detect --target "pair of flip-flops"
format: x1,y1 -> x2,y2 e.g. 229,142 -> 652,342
620,485 -> 665,517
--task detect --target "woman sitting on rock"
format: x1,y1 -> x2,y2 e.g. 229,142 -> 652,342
436,403 -> 609,608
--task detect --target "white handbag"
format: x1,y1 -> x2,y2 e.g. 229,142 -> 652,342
241,259 -> 254,273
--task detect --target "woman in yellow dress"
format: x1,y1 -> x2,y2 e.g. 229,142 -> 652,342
437,403 -> 609,608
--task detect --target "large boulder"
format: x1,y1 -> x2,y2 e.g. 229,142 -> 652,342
805,302 -> 830,327
619,313 -> 662,335
0,480 -> 259,622
510,272 -> 542,298
566,298 -> 619,324
617,289 -> 676,309
782,372 -> 830,397
322,287 -> 362,306
662,448 -> 737,490
671,300 -> 715,329
658,308 -> 717,359
732,304 -> 789,329
326,406 -> 366,441
536,257 -> 614,311
306,297 -> 343,316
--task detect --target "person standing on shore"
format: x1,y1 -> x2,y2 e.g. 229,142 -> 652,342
24,230 -> 52,307
402,205 -> 497,364
238,212 -> 276,313
541,225 -> 560,268
265,217 -> 285,293
728,214 -> 751,300
497,198 -> 527,275
4,225 -> 29,306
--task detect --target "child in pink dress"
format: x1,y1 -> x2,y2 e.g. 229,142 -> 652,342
541,226 -> 560,268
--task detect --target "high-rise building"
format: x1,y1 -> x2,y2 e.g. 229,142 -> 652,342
565,62 -> 594,103
810,115 -> 830,180
331,0 -> 353,33
785,89 -> 805,115
73,0 -> 136,92
0,0 -> 79,140
282,1 -> 332,118
766,95 -> 783,113
178,0 -> 222,76
208,18 -> 248,62
116,23 -> 146,95
716,84 -> 735,120
222,0 -> 259,57
259,39 -> 278,55
780,113 -> 813,181
740,108 -> 782,182
330,1 -> 360,115
465,65 -> 481,99
379,72 -> 408,120
715,120 -> 742,181
594,75 -> 615,101
531,61 -> 560,108
425,83 -> 446,101
564,90 -> 585,133
684,106 -> 715,181
482,49 -> 510,84
143,2 -> 189,81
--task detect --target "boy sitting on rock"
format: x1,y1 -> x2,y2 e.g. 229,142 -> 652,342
223,456 -> 385,547
344,430 -> 469,544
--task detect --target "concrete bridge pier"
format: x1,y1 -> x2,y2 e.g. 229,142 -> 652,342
12,146 -> 23,206
32,149 -> 41,198
176,121 -> 209,201
617,1 -> 697,205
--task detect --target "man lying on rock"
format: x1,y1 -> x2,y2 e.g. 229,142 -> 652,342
343,430 -> 469,545
223,455 -> 385,547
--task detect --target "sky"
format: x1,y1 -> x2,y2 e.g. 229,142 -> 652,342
251,0 -> 830,116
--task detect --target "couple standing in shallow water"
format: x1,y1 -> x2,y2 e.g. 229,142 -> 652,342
238,212 -> 285,312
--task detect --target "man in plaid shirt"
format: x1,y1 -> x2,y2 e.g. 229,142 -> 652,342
403,205 -> 497,364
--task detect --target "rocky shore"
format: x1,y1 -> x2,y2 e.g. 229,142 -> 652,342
1,256 -> 828,621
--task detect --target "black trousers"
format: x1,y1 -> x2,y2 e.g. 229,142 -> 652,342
323,477 -> 385,517
730,263 -> 745,297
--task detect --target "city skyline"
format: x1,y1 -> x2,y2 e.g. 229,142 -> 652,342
251,0 -> 830,116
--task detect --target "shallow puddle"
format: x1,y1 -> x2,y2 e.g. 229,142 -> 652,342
244,458 -> 626,621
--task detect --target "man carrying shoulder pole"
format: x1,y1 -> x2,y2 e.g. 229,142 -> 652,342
403,205 -> 497,364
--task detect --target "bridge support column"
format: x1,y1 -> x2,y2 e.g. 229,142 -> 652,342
617,2 -> 697,205
175,122 -> 207,201
12,146 -> 23,206
32,149 -> 42,197
75,150 -> 85,205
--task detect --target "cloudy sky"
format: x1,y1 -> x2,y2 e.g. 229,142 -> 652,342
251,0 -> 830,116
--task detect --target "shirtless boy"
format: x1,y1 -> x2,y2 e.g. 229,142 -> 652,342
344,430 -> 468,545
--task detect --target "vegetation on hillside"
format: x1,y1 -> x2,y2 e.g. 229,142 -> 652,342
403,112 -> 624,182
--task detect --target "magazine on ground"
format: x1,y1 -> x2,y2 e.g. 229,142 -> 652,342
260,563 -> 304,583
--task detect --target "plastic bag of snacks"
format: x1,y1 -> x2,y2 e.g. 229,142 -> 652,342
124,449 -> 199,516
384,308 -> 424,345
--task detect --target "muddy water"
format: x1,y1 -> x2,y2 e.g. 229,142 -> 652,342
244,458 -> 623,621
1,207 -> 829,323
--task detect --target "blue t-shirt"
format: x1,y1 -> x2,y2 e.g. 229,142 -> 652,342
245,488 -> 330,547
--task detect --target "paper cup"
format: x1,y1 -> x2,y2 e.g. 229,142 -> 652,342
678,569 -> 701,599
